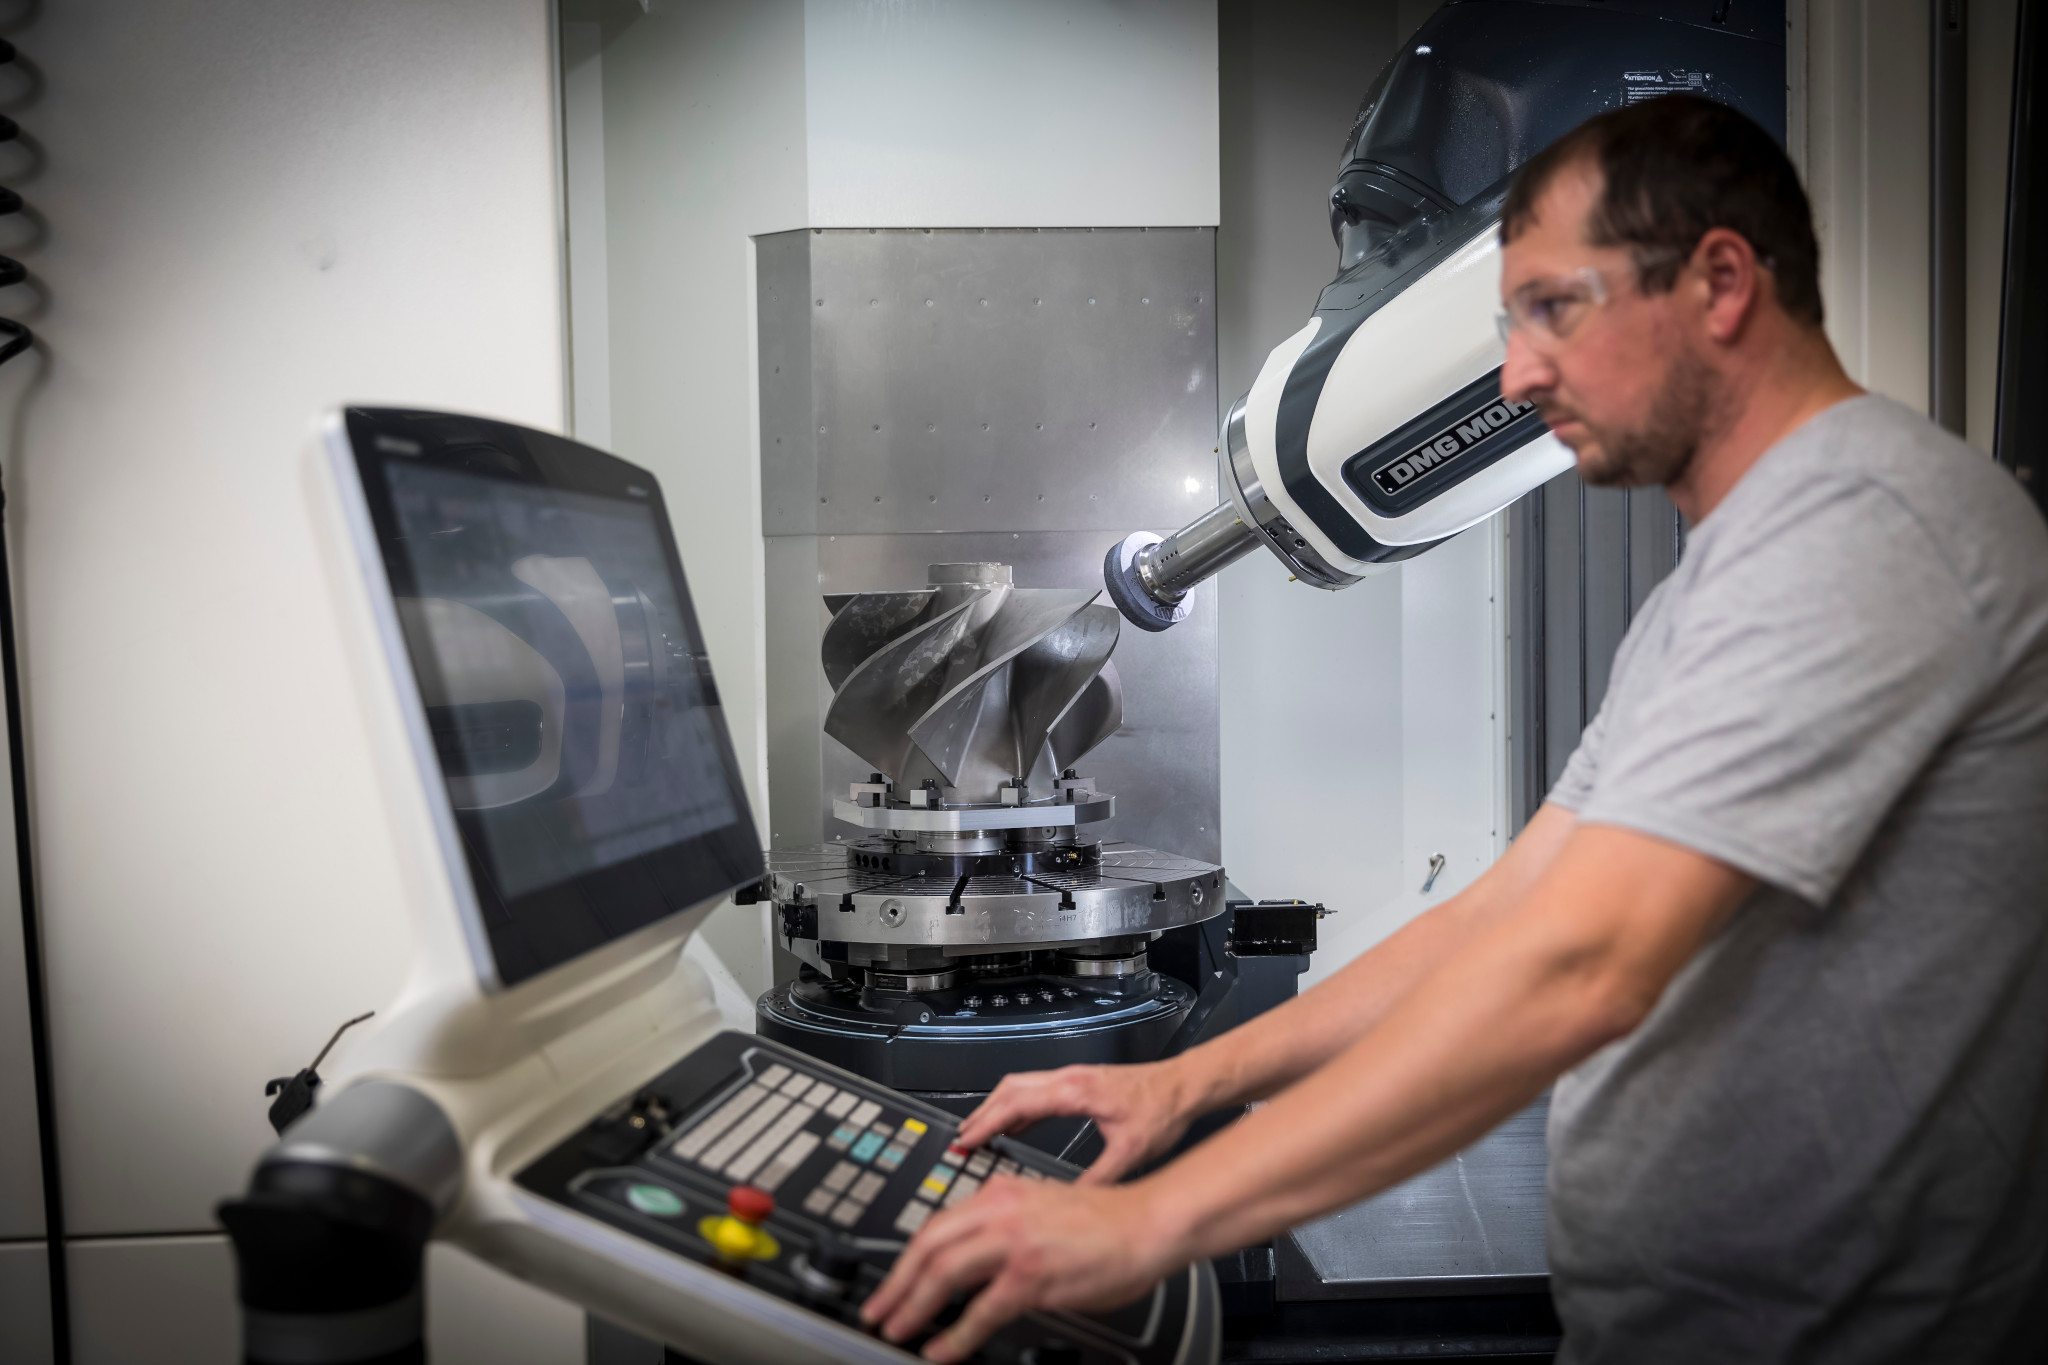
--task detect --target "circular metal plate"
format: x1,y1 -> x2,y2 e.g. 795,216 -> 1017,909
831,795 -> 1115,832
768,841 -> 1224,948
755,973 -> 1194,1094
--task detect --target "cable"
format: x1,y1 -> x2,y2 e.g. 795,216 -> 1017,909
0,33 -> 65,1365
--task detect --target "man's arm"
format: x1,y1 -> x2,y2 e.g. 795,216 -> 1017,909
957,803 -> 1583,1178
1172,800 -> 1585,1112
866,822 -> 1755,1361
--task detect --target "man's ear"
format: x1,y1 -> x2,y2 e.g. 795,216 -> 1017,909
1693,227 -> 1761,344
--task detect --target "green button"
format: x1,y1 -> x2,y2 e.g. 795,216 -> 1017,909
626,1183 -> 684,1217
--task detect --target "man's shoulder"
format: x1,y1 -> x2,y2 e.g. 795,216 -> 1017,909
1697,395 -> 2048,652
1755,396 -> 2024,526
1723,398 -> 2046,578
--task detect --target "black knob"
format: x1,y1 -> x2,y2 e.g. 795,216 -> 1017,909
1028,1341 -> 1082,1365
810,1231 -> 862,1283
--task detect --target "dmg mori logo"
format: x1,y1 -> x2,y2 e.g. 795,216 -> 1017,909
1372,397 -> 1537,495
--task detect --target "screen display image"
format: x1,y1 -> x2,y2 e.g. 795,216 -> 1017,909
347,410 -> 762,988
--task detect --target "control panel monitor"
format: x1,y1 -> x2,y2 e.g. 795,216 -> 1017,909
334,407 -> 763,989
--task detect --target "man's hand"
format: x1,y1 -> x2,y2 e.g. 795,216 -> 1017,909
860,1175 -> 1177,1363
955,1060 -> 1192,1185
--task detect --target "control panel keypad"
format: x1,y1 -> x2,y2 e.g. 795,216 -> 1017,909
660,1057 -> 953,1241
518,1033 -> 1194,1365
647,1050 -> 1067,1249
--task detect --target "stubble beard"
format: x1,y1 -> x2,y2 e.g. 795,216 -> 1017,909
1561,343 -> 1716,491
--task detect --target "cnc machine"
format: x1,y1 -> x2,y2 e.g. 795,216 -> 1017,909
218,4 -> 1786,1360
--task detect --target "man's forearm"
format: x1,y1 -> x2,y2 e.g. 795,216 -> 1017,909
1165,804 -> 1582,1117
1139,825 -> 1753,1262
1166,897 -> 1482,1113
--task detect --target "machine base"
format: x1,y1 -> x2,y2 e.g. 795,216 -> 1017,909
756,969 -> 1194,1098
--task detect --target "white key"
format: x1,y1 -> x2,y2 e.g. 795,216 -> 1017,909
780,1072 -> 816,1097
894,1201 -> 933,1236
942,1175 -> 981,1209
671,1084 -> 767,1160
757,1063 -> 791,1088
726,1104 -> 818,1182
829,1197 -> 864,1227
824,1091 -> 858,1119
849,1172 -> 887,1203
802,1187 -> 837,1216
699,1095 -> 789,1170
755,1131 -> 821,1192
804,1080 -> 838,1107
820,1160 -> 859,1194
847,1100 -> 883,1129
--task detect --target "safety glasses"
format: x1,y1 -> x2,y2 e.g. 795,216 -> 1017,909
1495,265 -> 1610,349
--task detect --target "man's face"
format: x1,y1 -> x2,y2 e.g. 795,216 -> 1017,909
1498,163 -> 1712,489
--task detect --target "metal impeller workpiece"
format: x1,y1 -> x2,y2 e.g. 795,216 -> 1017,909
820,562 -> 1124,806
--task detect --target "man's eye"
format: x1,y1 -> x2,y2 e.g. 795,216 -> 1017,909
1533,295 -> 1584,331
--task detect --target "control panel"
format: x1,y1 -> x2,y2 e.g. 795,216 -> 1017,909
515,1032 -> 1217,1364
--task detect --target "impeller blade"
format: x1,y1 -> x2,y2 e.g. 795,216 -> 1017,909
907,589 -> 1097,785
821,589 -> 938,691
1049,658 -> 1124,773
1011,603 -> 1119,779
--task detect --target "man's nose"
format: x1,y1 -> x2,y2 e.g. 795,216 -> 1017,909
1499,330 -> 1552,405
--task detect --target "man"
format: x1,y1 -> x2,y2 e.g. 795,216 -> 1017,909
862,95 -> 2048,1363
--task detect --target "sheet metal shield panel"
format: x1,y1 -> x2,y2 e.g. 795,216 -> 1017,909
1278,1096 -> 1549,1298
761,228 -> 1219,538
761,230 -> 1221,866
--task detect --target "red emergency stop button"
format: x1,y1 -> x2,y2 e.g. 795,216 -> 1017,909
729,1185 -> 775,1224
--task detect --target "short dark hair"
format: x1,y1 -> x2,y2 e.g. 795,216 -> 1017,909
1501,95 -> 1823,327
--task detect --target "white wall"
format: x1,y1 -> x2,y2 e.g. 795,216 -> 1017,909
1220,526 -> 1508,989
9,1 -> 581,1359
803,0 -> 1219,227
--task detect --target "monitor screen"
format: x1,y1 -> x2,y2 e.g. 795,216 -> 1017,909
342,408 -> 762,989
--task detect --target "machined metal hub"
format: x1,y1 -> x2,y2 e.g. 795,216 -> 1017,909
767,841 -> 1223,953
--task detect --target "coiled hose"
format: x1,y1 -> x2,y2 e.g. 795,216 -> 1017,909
0,41 -> 27,365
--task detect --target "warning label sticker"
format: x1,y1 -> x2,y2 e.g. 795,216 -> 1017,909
1623,69 -> 1713,104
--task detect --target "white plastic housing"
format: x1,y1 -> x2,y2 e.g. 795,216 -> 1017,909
1238,230 -> 1575,573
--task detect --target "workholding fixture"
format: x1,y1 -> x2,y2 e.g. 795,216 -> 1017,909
755,562 -> 1224,1104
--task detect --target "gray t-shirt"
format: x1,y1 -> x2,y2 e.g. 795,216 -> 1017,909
1545,396 -> 2048,1363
